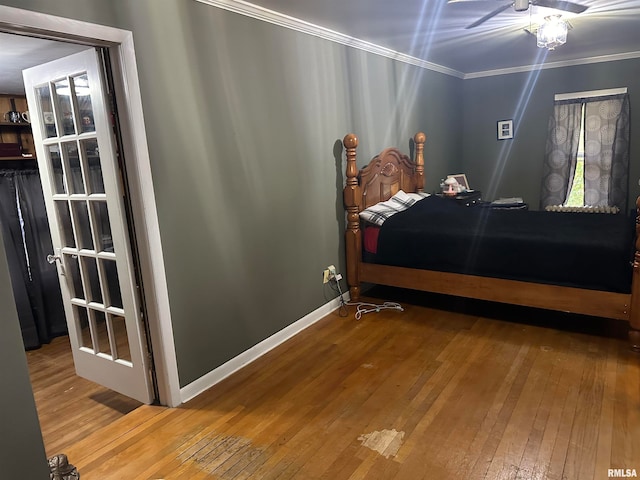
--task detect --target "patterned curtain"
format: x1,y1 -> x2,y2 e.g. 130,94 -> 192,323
583,94 -> 630,210
539,101 -> 582,208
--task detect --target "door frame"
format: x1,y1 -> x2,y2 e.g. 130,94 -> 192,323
0,5 -> 181,407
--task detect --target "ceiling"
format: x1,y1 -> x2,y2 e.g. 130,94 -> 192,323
1,0 -> 639,93
238,0 -> 640,76
0,33 -> 88,95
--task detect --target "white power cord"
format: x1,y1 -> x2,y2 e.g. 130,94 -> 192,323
348,301 -> 404,320
330,271 -> 403,320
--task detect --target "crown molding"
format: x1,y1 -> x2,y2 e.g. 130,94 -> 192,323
194,0 -> 465,79
464,50 -> 640,79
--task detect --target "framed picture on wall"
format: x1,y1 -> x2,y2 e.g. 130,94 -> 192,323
497,119 -> 513,140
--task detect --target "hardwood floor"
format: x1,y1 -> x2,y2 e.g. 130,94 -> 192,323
26,335 -> 142,457
62,290 -> 639,479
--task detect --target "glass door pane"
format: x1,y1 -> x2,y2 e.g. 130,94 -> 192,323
37,74 -> 131,363
24,48 -> 153,403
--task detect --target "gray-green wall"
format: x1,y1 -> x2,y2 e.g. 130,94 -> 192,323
461,58 -> 640,210
114,1 -> 462,386
0,0 -> 462,387
0,230 -> 49,478
3,1 -> 636,394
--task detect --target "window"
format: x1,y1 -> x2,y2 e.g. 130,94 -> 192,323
540,89 -> 630,211
564,106 -> 584,207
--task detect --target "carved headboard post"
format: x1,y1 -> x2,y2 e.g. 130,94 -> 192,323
414,132 -> 426,193
628,196 -> 640,350
343,133 -> 362,300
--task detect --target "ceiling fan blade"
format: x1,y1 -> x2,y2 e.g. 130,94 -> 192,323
447,0 -> 506,3
466,3 -> 513,28
532,0 -> 588,14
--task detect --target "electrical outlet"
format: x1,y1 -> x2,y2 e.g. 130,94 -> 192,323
323,265 -> 337,284
323,269 -> 331,284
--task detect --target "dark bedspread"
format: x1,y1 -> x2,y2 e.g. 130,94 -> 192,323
374,195 -> 635,293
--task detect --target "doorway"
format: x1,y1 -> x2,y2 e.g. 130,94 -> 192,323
0,5 -> 181,457
0,35 -> 148,455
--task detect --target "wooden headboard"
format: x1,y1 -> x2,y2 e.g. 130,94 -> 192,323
342,132 -> 426,299
343,132 -> 426,211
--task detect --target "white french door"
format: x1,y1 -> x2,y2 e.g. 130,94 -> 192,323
23,49 -> 154,403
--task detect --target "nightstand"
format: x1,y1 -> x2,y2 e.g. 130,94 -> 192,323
436,190 -> 482,207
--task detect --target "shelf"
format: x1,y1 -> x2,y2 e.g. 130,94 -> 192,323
0,156 -> 37,161
1,95 -> 36,163
0,122 -> 32,128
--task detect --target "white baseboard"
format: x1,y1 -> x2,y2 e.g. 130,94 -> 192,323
179,293 -> 348,404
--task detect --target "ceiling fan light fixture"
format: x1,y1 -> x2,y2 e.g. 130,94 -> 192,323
537,15 -> 568,50
514,0 -> 529,12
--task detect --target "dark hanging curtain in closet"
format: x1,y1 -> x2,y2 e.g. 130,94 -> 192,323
0,166 -> 66,349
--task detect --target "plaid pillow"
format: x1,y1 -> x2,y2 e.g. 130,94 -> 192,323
359,190 -> 429,226
406,192 -> 430,202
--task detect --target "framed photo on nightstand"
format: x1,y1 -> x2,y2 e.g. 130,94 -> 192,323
448,174 -> 469,190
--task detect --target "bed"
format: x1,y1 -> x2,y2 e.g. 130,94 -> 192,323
342,132 -> 640,350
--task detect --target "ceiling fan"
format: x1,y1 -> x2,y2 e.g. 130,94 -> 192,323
452,0 -> 589,29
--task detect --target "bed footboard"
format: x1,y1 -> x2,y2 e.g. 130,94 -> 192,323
627,197 -> 640,351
